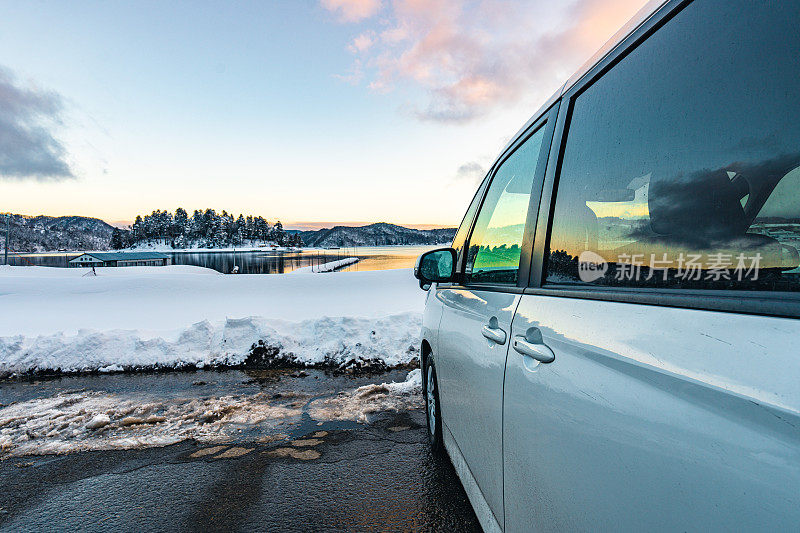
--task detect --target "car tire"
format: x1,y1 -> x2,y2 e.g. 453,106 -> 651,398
424,356 -> 444,453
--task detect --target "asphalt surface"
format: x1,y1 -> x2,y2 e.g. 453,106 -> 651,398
0,371 -> 480,532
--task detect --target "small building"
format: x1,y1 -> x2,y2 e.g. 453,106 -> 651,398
69,252 -> 171,268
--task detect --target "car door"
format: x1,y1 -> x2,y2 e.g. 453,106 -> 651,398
503,1 -> 800,530
504,300 -> 800,531
435,115 -> 553,528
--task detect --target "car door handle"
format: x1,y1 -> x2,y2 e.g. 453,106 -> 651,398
512,336 -> 555,363
481,325 -> 507,345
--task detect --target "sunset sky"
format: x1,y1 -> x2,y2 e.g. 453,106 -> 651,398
0,0 -> 647,229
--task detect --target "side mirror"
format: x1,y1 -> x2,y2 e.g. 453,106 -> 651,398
414,248 -> 456,289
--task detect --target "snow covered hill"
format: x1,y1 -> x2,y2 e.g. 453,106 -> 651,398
299,222 -> 455,247
1,212 -> 455,253
0,213 -> 116,252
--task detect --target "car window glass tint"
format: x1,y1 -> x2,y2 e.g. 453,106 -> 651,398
466,126 -> 545,284
546,0 -> 800,292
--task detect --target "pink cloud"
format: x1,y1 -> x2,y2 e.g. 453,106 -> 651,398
321,0 -> 382,22
326,0 -> 649,122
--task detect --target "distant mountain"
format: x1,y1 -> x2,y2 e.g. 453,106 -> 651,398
0,215 -> 456,253
0,214 -> 116,252
299,223 -> 456,248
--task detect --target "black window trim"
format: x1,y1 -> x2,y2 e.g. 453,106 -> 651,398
446,102 -> 558,293
526,0 -> 800,320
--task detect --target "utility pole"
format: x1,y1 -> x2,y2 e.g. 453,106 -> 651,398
4,214 -> 9,266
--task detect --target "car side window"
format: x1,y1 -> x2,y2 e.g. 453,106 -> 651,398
545,0 -> 800,292
452,175 -> 489,273
465,126 -> 545,285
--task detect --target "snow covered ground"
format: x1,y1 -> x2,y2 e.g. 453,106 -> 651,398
0,265 -> 425,375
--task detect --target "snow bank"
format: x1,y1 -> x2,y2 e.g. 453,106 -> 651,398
0,313 -> 421,375
290,257 -> 359,274
0,265 -> 425,375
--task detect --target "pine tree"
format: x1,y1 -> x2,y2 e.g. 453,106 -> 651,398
245,216 -> 254,241
132,215 -> 144,242
110,228 -> 125,249
190,210 -> 203,240
272,221 -> 285,245
174,208 -> 188,238
235,214 -> 246,245
212,216 -> 227,248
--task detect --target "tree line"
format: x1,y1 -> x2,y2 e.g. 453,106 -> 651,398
110,208 -> 303,249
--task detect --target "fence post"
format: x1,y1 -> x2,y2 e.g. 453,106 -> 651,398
3,214 -> 9,266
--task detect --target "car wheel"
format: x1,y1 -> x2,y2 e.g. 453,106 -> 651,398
424,357 -> 444,452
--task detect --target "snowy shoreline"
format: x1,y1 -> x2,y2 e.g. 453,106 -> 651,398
19,243 -> 446,255
20,245 -> 293,255
0,265 -> 425,377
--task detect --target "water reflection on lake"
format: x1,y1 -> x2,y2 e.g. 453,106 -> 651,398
8,245 -> 441,274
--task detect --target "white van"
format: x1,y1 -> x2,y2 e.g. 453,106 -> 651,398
414,1 -> 800,531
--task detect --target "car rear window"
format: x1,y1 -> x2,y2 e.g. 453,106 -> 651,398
545,0 -> 800,292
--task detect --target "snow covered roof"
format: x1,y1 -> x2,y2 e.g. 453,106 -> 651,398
69,252 -> 169,262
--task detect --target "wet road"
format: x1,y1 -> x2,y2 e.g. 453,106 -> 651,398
0,372 -> 480,532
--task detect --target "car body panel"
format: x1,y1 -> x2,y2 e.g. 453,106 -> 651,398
443,423 -> 503,533
435,287 -> 520,525
421,284 -> 443,361
503,295 -> 800,531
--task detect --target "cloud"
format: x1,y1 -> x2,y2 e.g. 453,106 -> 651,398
321,0 -> 382,22
348,31 -> 377,54
455,161 -> 486,184
325,0 -> 648,122
0,67 -> 74,180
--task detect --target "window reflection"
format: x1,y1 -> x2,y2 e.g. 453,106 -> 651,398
466,126 -> 545,284
546,0 -> 800,292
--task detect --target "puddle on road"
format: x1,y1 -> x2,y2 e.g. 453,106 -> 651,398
0,368 -> 421,457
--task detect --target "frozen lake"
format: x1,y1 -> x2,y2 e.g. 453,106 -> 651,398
6,245 -> 439,274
